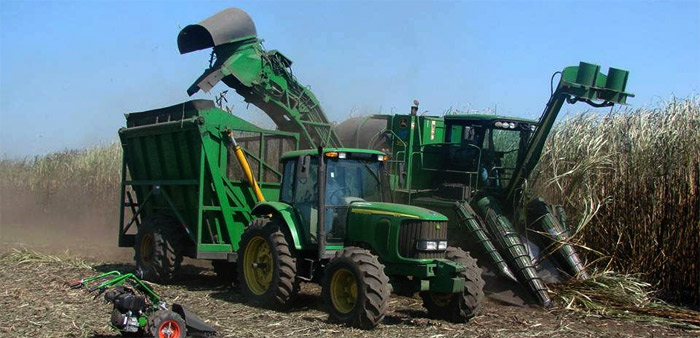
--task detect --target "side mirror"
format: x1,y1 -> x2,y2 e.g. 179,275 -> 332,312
297,155 -> 311,179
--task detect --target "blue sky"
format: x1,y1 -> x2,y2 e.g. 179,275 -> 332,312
1,0 -> 698,157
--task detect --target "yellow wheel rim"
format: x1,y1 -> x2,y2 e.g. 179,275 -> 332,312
140,233 -> 154,263
429,292 -> 454,307
330,268 -> 358,314
243,236 -> 273,295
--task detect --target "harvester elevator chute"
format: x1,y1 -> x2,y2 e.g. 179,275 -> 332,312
177,8 -> 341,150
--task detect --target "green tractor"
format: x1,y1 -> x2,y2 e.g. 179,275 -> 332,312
238,147 -> 484,328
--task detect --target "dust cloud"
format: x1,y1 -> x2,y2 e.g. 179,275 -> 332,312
0,187 -> 132,262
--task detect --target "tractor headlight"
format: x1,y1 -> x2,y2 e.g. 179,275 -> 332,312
416,240 -> 437,251
416,240 -> 448,251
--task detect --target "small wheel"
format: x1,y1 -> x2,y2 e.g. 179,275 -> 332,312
134,214 -> 184,283
212,260 -> 237,285
420,247 -> 485,323
148,310 -> 186,338
321,247 -> 390,329
237,218 -> 299,308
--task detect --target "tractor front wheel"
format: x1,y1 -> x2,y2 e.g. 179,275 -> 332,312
134,214 -> 184,283
321,247 -> 390,329
237,218 -> 299,309
420,247 -> 484,322
148,310 -> 186,338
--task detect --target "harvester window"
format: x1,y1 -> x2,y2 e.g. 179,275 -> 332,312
483,128 -> 523,188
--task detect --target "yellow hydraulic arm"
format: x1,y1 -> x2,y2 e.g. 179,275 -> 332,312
227,130 -> 265,202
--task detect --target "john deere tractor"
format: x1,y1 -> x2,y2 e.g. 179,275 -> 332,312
239,147 -> 484,328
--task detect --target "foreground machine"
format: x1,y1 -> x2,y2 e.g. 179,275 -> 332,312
69,272 -> 215,338
335,63 -> 634,306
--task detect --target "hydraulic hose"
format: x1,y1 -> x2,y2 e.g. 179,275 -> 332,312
227,130 -> 265,202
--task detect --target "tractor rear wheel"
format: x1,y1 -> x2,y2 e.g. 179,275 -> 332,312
148,310 -> 186,338
420,247 -> 484,322
134,214 -> 184,283
321,247 -> 390,329
237,218 -> 299,309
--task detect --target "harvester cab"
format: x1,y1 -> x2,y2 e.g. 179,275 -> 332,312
239,147 -> 485,328
437,114 -> 538,193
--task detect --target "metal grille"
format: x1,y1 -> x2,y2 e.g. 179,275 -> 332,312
227,132 -> 297,182
398,220 -> 448,259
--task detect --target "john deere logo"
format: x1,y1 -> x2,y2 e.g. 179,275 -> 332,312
435,224 -> 441,230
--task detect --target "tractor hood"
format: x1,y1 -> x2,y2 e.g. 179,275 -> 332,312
348,201 -> 447,221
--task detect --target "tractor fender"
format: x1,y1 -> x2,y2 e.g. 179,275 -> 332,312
171,303 -> 216,333
251,202 -> 303,251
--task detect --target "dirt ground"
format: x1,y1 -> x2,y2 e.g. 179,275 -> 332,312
1,220 -> 697,338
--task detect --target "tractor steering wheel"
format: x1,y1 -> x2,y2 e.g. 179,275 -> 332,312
328,187 -> 352,205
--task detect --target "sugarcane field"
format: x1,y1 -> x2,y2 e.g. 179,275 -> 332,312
1,2 -> 699,338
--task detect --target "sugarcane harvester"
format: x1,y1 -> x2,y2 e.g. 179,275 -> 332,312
117,8 -> 485,329
335,63 -> 634,307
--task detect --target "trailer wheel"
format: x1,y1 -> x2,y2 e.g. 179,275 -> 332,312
321,247 -> 390,329
420,247 -> 484,323
148,310 -> 186,338
238,218 -> 299,308
134,214 -> 184,283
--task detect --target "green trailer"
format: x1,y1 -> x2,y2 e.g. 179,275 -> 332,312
118,99 -> 299,281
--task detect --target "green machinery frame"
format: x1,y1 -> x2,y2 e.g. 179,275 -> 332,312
118,100 -> 299,260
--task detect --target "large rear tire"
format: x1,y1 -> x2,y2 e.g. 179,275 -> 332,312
134,214 -> 184,283
237,218 -> 299,309
420,247 -> 484,322
321,247 -> 390,329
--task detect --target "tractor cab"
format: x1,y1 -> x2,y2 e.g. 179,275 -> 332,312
278,148 -> 390,244
441,115 -> 538,193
